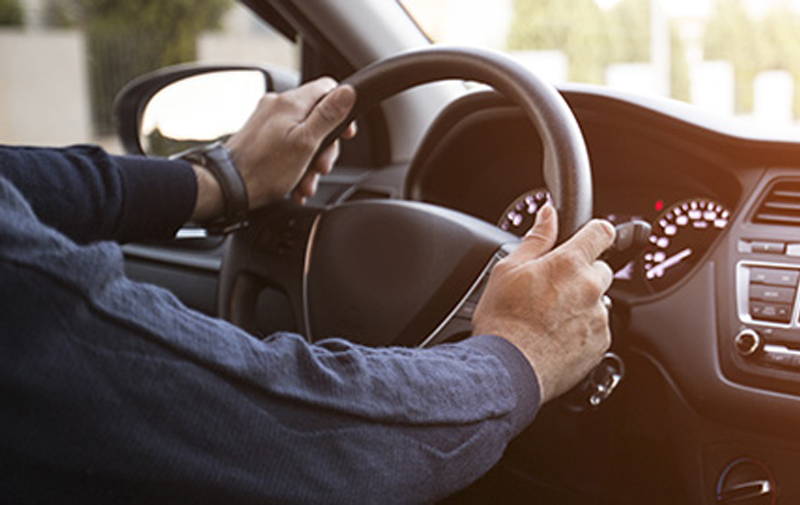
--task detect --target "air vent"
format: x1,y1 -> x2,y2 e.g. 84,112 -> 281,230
753,180 -> 800,227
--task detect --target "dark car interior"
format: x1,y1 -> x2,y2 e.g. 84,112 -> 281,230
117,0 -> 800,503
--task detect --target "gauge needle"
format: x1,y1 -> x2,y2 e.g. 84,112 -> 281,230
647,248 -> 693,279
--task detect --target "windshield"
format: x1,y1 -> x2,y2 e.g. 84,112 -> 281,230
401,0 -> 800,130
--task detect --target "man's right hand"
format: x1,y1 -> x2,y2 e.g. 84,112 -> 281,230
472,203 -> 616,404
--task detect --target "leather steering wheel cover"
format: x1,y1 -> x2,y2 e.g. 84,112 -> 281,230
323,45 -> 593,238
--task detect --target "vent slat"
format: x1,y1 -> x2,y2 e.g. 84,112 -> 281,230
763,201 -> 800,211
773,189 -> 800,199
755,213 -> 800,225
753,180 -> 800,227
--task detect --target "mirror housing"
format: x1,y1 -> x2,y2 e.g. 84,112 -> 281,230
114,64 -> 275,157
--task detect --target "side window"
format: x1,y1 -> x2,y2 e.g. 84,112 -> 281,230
0,1 -> 297,153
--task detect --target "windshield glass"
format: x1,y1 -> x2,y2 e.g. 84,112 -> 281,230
401,0 -> 800,130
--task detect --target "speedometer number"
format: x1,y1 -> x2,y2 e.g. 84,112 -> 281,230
497,189 -> 551,236
643,199 -> 730,287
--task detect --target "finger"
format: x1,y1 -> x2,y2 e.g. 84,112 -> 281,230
283,76 -> 338,105
342,120 -> 358,140
292,172 -> 320,203
592,259 -> 615,293
310,139 -> 340,176
298,84 -> 357,141
557,219 -> 616,264
514,202 -> 559,260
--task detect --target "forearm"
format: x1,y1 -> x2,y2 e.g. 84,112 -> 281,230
262,333 -> 539,431
245,333 -> 540,502
0,144 -> 197,243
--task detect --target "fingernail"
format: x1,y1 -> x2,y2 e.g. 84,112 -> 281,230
536,202 -> 553,224
333,86 -> 356,110
600,219 -> 616,240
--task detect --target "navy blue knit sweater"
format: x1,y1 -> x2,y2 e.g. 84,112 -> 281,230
0,145 -> 540,504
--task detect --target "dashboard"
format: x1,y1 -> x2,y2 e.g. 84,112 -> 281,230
405,90 -> 742,299
496,188 -> 732,293
393,87 -> 800,502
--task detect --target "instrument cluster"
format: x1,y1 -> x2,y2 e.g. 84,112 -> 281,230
497,189 -> 731,294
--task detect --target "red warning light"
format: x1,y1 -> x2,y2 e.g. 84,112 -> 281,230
655,200 -> 664,212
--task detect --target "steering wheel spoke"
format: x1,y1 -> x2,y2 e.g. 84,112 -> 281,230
218,201 -> 321,336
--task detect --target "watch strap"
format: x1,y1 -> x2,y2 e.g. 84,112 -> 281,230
176,141 -> 249,233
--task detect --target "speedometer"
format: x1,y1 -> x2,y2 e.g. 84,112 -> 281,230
643,198 -> 730,288
497,189 -> 551,236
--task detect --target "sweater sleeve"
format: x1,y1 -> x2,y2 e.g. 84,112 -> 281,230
0,172 -> 542,503
0,144 -> 196,243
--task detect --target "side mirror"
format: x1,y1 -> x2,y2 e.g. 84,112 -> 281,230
114,65 -> 272,157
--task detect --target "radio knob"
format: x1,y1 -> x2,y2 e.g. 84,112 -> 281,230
734,329 -> 762,357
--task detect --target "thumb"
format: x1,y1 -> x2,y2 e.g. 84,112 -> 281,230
300,85 -> 357,142
516,202 -> 558,259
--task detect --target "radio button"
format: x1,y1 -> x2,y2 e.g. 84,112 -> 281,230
749,302 -> 792,323
749,285 -> 796,304
786,244 -> 800,257
750,267 -> 800,287
751,241 -> 786,254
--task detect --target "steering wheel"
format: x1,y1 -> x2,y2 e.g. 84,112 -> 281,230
218,46 -> 593,347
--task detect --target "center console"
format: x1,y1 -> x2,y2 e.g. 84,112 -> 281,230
721,178 -> 800,395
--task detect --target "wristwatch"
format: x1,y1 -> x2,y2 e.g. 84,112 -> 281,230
174,141 -> 249,233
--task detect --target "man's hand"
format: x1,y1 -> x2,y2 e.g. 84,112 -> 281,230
472,204 -> 616,404
191,77 -> 356,222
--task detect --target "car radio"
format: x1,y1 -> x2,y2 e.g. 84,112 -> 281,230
736,257 -> 800,370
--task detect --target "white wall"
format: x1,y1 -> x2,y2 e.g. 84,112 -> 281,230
690,61 -> 735,117
753,70 -> 795,128
606,62 -> 661,97
0,30 -> 92,145
511,50 -> 569,85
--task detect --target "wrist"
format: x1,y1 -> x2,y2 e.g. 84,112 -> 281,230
190,164 -> 224,223
175,142 -> 250,233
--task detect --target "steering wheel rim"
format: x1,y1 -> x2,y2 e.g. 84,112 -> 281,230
327,45 -> 592,239
219,46 -> 593,346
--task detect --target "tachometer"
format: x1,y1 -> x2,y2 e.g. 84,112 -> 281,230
643,198 -> 730,288
497,189 -> 551,236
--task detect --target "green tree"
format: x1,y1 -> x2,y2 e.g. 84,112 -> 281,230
703,0 -> 759,115
705,0 -> 800,119
42,0 -> 78,28
55,0 -> 233,134
0,0 -> 23,26
508,0 -> 612,84
670,25 -> 691,102
507,0 -> 690,100
607,0 -> 650,63
758,4 -> 800,118
76,0 -> 232,67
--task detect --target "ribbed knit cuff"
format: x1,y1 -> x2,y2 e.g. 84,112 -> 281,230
114,156 -> 197,242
